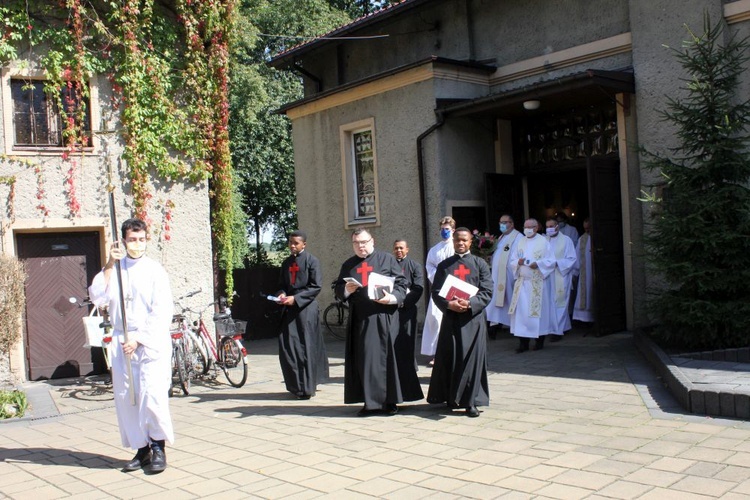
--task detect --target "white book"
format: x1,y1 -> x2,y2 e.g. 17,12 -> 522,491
438,273 -> 478,301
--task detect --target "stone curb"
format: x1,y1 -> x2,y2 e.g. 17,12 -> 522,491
634,330 -> 750,420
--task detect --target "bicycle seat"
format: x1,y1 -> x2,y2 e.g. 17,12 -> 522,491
213,312 -> 231,321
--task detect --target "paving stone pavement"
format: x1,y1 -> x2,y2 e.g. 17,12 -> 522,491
2,329 -> 750,499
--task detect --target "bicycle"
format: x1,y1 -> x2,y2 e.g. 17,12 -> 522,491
179,292 -> 249,387
169,320 -> 193,396
323,281 -> 348,340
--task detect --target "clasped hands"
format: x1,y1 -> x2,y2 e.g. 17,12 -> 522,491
448,298 -> 470,313
276,293 -> 295,306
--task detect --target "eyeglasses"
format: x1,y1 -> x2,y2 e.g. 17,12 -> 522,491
500,220 -> 512,224
352,238 -> 372,246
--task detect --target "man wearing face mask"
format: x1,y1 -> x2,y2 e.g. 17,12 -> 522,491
544,218 -> 577,341
335,228 -> 420,416
89,218 -> 174,473
420,216 -> 456,364
485,214 -> 523,334
508,219 -> 556,353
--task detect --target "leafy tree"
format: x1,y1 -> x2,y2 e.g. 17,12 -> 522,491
327,0 -> 398,18
230,0 -> 348,265
641,18 -> 750,350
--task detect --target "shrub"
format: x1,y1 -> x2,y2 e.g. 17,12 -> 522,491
0,255 -> 26,356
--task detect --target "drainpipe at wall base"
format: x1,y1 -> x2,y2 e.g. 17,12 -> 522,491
416,110 -> 446,308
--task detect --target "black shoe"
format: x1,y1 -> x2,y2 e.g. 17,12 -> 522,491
515,346 -> 528,354
533,338 -> 545,351
357,406 -> 378,417
550,335 -> 562,343
466,406 -> 480,418
148,442 -> 167,473
385,404 -> 398,415
123,446 -> 150,472
297,394 -> 311,400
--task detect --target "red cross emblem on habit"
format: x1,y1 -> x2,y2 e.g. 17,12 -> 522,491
289,262 -> 300,285
453,264 -> 470,281
356,261 -> 373,287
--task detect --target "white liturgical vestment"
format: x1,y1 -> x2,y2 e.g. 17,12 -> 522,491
484,229 -> 522,327
420,238 -> 454,356
89,254 -> 175,449
573,232 -> 595,322
546,233 -> 577,335
508,234 -> 556,339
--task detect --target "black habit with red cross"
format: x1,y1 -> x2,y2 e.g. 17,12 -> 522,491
276,250 -> 329,397
397,256 -> 424,372
427,252 -> 492,408
335,250 -> 423,407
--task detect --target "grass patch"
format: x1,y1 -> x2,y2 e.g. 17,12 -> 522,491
0,390 -> 28,419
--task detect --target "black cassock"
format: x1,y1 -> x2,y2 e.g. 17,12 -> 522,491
335,250 -> 423,408
396,256 -> 424,372
276,250 -> 329,398
427,253 -> 492,408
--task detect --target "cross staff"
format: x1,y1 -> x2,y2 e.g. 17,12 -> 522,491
103,134 -> 136,406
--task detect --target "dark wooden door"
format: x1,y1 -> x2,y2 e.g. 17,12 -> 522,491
16,232 -> 103,379
587,157 -> 626,335
485,173 -> 524,229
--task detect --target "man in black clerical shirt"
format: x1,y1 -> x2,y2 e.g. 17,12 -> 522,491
335,228 -> 422,416
427,227 -> 492,417
276,230 -> 328,399
393,239 -> 424,371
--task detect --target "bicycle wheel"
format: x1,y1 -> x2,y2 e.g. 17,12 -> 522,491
174,342 -> 190,396
220,336 -> 248,387
189,331 -> 211,375
323,303 -> 347,340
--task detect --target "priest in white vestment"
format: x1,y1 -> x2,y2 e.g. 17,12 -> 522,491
545,218 -> 578,339
508,219 -> 556,352
573,218 -> 595,323
89,218 -> 174,474
420,216 -> 456,362
485,214 -> 523,329
556,212 -> 579,247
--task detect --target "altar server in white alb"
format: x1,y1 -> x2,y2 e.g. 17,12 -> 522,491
573,217 -> 595,324
544,218 -> 577,341
508,218 -> 556,353
89,218 -> 174,474
420,216 -> 455,364
485,214 -> 523,331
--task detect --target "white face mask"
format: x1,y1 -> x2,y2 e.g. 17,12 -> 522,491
126,241 -> 147,259
524,228 -> 536,238
546,227 -> 558,236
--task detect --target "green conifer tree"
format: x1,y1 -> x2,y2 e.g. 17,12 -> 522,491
641,18 -> 750,350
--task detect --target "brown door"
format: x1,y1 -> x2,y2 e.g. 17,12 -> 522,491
587,157 -> 626,335
17,232 -> 103,379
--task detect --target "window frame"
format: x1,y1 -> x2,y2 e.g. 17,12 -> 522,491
339,118 -> 380,228
2,67 -> 99,156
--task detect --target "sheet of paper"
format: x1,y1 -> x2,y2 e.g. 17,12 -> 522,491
344,277 -> 363,287
367,272 -> 395,300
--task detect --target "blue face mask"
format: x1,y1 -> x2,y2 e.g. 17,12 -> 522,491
440,228 -> 451,240
499,223 -> 508,233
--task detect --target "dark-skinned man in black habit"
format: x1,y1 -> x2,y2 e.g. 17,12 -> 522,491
427,227 -> 492,418
335,228 -> 423,416
275,230 -> 329,399
393,239 -> 424,372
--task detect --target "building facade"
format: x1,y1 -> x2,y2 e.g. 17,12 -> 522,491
0,55 -> 214,382
271,0 -> 750,334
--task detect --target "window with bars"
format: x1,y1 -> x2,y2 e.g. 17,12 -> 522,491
11,79 -> 92,148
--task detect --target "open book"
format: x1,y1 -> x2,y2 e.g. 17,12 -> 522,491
438,273 -> 478,301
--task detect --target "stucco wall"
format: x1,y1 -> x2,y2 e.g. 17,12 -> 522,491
292,79 -> 438,307
0,72 -> 214,381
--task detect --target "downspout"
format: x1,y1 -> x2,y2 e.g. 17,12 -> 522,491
465,0 -> 475,62
416,109 -> 446,306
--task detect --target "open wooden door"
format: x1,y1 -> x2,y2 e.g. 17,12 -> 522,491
485,173 -> 524,227
587,157 -> 626,335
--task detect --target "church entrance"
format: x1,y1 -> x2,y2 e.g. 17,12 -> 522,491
485,104 -> 627,335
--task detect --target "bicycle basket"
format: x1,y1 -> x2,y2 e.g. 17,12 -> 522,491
234,320 -> 247,335
214,318 -> 236,336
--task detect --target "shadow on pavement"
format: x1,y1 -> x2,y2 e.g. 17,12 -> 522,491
0,447 -> 120,469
